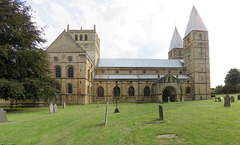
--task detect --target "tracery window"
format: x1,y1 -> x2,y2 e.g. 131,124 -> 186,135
128,86 -> 134,96
144,86 -> 150,96
97,86 -> 104,97
114,86 -> 120,97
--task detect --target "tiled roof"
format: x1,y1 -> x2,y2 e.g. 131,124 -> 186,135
169,27 -> 183,52
184,6 -> 208,38
94,75 -> 191,80
96,58 -> 184,68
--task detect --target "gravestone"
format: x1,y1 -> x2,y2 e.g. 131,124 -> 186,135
231,96 -> 235,102
182,97 -> 184,103
159,105 -> 163,120
105,101 -> 109,126
63,103 -> 66,109
49,103 -> 54,114
238,95 -> 240,100
224,94 -> 230,107
53,104 -> 58,113
218,97 -> 221,102
214,97 -> 217,102
168,96 -> 171,103
0,108 -> 8,123
200,96 -> 203,100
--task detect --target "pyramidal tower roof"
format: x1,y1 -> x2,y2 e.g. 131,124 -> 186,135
184,6 -> 207,38
169,26 -> 183,52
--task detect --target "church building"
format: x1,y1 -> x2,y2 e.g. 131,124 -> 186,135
46,6 -> 211,105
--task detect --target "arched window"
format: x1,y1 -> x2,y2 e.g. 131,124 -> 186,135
128,86 -> 134,96
144,86 -> 150,96
97,86 -> 104,97
56,67 -> 61,78
186,87 -> 191,94
75,34 -> 78,41
85,34 -> 88,41
80,34 -> 83,41
68,84 -> 72,94
56,86 -> 61,94
68,67 -> 73,78
114,86 -> 120,97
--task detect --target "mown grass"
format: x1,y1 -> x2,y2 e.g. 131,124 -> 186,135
1,95 -> 240,145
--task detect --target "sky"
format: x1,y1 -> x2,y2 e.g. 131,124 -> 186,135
26,0 -> 240,88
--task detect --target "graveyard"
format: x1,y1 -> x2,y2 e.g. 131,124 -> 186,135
1,95 -> 240,144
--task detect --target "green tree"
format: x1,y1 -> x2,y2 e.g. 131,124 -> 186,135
0,0 -> 59,101
224,68 -> 240,89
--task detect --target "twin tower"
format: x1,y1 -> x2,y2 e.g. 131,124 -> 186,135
168,6 -> 210,100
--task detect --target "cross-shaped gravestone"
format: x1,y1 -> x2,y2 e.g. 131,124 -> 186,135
53,104 -> 58,113
0,108 -> 8,123
49,103 -> 54,114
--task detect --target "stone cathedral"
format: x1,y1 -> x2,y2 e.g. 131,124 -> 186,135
46,6 -> 211,105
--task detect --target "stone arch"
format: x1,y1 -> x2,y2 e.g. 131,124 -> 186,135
162,86 -> 177,102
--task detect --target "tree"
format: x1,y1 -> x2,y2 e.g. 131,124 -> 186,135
224,68 -> 240,86
0,0 -> 59,101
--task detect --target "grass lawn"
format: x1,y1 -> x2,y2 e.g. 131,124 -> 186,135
1,95 -> 240,145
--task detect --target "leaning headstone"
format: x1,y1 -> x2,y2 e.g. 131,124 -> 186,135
224,94 -> 230,107
63,103 -> 66,109
0,108 -> 8,123
238,95 -> 240,100
53,104 -> 58,113
231,96 -> 235,102
182,97 -> 184,103
168,96 -> 171,103
159,105 -> 163,120
49,103 -> 54,114
105,101 -> 109,126
218,97 -> 221,102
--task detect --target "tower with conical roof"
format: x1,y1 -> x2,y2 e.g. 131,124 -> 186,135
183,6 -> 211,100
168,26 -> 183,59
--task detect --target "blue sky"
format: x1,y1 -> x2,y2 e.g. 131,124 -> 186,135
26,0 -> 240,88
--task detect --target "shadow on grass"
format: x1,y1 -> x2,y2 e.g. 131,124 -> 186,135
5,108 -> 46,114
143,119 -> 165,124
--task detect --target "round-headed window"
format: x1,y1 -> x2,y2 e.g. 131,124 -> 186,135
68,56 -> 72,62
54,57 -> 58,62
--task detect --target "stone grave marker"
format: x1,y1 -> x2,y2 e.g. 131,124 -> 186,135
218,97 -> 221,102
224,94 -> 230,107
214,97 -> 217,102
54,104 -> 58,113
159,105 -> 163,120
0,108 -> 8,123
231,96 -> 235,102
238,95 -> 240,100
49,103 -> 54,114
182,97 -> 184,103
63,103 -> 66,109
168,96 -> 171,103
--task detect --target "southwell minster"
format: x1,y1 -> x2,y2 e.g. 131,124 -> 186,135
0,6 -> 211,107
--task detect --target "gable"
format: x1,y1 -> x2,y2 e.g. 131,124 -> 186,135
46,30 -> 85,53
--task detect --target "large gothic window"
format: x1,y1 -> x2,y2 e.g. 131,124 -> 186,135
85,34 -> 88,41
80,34 -> 83,41
68,84 -> 72,94
144,86 -> 150,97
114,86 -> 120,97
68,67 -> 73,78
128,86 -> 134,96
56,67 -> 61,78
97,86 -> 104,97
